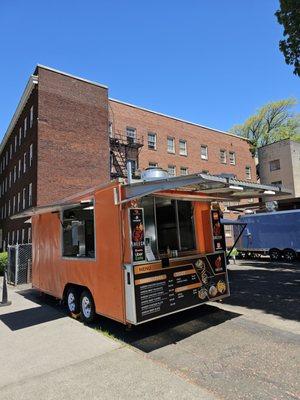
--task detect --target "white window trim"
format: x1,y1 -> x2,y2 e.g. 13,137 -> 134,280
167,137 -> 175,154
201,145 -> 208,160
179,139 -> 187,156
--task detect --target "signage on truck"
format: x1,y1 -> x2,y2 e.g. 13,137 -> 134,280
211,210 -> 226,251
133,252 -> 228,322
129,208 -> 146,262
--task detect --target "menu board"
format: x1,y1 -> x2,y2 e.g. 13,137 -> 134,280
130,208 -> 146,262
211,210 -> 226,251
134,252 -> 228,322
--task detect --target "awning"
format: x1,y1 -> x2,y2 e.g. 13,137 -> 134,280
10,201 -> 82,220
122,173 -> 291,202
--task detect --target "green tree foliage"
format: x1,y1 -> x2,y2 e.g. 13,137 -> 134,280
275,0 -> 300,76
0,252 -> 8,275
230,99 -> 300,155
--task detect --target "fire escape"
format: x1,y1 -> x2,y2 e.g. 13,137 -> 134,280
110,130 -> 144,179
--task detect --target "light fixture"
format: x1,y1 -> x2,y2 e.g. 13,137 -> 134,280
83,206 -> 94,210
263,190 -> 276,195
229,185 -> 243,191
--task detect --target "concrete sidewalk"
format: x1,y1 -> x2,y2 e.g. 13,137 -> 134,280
0,279 -> 217,400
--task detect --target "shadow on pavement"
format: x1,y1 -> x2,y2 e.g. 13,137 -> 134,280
89,304 -> 240,353
225,262 -> 300,321
6,288 -> 240,351
0,289 -> 65,331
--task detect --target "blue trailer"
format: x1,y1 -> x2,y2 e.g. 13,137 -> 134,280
234,209 -> 300,262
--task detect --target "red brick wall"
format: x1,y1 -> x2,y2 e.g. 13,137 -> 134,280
109,100 -> 256,181
37,67 -> 110,206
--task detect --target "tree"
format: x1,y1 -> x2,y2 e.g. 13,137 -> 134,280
230,99 -> 300,155
275,0 -> 300,76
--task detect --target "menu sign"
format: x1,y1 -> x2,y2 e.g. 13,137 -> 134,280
130,208 -> 146,262
134,252 -> 228,322
211,210 -> 226,251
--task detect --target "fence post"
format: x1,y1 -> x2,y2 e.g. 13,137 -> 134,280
15,244 -> 19,286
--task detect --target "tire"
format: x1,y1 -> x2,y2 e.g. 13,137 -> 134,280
283,248 -> 296,263
80,290 -> 96,323
66,286 -> 80,315
269,248 -> 281,262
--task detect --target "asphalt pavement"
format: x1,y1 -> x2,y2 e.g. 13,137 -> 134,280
0,259 -> 299,400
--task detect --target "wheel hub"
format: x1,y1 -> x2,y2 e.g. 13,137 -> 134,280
68,293 -> 76,312
82,296 -> 91,318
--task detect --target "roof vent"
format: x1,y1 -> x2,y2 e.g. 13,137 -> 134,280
141,167 -> 169,181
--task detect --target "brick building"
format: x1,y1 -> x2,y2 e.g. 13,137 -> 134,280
0,66 -> 255,250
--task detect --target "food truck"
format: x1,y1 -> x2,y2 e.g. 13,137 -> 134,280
12,170 -> 288,325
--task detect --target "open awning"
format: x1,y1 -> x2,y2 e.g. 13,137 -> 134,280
10,201 -> 82,220
122,173 -> 291,202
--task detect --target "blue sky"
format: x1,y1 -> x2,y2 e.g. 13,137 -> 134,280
0,0 -> 298,141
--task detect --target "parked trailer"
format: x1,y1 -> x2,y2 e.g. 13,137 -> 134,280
11,172 -> 287,325
234,209 -> 300,262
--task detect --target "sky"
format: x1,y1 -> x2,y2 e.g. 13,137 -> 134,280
0,0 -> 299,141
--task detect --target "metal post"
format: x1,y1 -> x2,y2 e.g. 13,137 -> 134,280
0,268 -> 12,307
15,244 -> 19,286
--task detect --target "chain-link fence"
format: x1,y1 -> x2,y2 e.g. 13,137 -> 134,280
7,244 -> 32,285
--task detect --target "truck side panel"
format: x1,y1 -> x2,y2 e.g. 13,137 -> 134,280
31,184 -> 126,324
235,210 -> 300,251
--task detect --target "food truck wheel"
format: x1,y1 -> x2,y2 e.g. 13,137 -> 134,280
80,290 -> 95,323
66,287 -> 80,314
283,248 -> 296,263
269,248 -> 281,262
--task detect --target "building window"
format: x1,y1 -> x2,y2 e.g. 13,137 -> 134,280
10,144 -> 12,159
180,167 -> 188,175
224,225 -> 232,238
14,135 -> 17,152
229,151 -> 236,165
24,117 -> 27,137
9,172 -> 11,188
21,229 -> 25,244
126,127 -> 136,143
168,165 -> 176,177
6,151 -> 8,166
148,162 -> 158,168
202,170 -> 209,174
62,203 -> 95,258
8,200 -> 11,217
23,153 -> 27,173
179,139 -> 187,156
29,144 -> 33,167
16,230 -> 19,244
220,149 -> 227,164
13,196 -> 16,214
148,132 -> 157,150
200,145 -> 208,160
269,159 -> 281,171
167,137 -> 175,153
18,159 -> 21,178
12,231 -> 15,244
245,166 -> 251,180
28,227 -> 32,243
13,165 -> 16,182
30,106 -> 34,128
22,188 -> 26,209
28,183 -> 32,206
19,127 -> 22,145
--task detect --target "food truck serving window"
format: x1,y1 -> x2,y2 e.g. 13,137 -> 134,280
139,197 -> 196,260
62,203 -> 95,258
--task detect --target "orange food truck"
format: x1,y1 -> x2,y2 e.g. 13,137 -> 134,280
12,169 -> 287,325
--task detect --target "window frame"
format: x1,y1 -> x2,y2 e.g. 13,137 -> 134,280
147,132 -> 157,150
179,139 -> 187,156
61,200 -> 97,261
167,164 -> 176,177
200,145 -> 208,160
269,159 -> 281,172
229,151 -> 236,165
167,136 -> 175,154
180,166 -> 188,175
245,165 -> 252,180
220,149 -> 227,164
